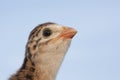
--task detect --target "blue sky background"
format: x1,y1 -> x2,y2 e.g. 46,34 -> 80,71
0,0 -> 120,80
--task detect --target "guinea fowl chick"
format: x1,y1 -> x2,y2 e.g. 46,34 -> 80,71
9,22 -> 77,80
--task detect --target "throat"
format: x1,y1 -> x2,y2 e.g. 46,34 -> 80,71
34,52 -> 65,80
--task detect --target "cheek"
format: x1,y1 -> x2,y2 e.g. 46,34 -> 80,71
56,39 -> 71,53
41,39 -> 71,53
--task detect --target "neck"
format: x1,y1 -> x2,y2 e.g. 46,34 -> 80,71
9,40 -> 70,80
9,57 -> 35,80
9,53 -> 65,80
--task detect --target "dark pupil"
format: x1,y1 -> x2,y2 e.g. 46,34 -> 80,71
43,28 -> 52,37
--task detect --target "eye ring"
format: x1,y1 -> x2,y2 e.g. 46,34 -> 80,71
43,28 -> 52,37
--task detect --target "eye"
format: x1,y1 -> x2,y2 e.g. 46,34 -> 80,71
43,28 -> 52,37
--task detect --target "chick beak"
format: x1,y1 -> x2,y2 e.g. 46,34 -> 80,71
50,27 -> 77,44
59,27 -> 77,39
